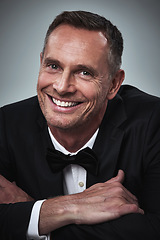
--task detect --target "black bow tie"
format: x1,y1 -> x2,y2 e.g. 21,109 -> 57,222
46,147 -> 98,176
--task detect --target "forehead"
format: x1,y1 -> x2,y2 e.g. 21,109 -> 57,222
45,25 -> 108,60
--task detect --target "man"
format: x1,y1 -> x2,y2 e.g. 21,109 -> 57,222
0,10 -> 160,240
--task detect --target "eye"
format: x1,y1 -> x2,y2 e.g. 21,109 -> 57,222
81,71 -> 91,76
49,64 -> 59,70
46,63 -> 61,73
78,70 -> 93,80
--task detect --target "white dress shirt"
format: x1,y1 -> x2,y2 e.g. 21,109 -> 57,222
27,128 -> 98,240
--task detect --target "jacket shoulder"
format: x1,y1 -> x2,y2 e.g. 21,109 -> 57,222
1,96 -> 39,111
0,96 -> 44,128
115,85 -> 160,128
119,85 -> 160,103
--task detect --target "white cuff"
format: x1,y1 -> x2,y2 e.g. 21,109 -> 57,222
27,200 -> 50,240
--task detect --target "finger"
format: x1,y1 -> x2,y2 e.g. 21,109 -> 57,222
121,186 -> 138,203
107,171 -> 138,203
118,203 -> 144,216
107,181 -> 138,203
116,170 -> 125,183
105,183 -> 138,204
85,170 -> 125,193
0,175 -> 11,187
106,170 -> 125,184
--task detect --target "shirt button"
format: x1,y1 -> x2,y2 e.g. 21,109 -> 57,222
79,182 -> 84,187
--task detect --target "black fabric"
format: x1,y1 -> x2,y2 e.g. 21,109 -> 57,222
47,147 -> 98,175
0,85 -> 160,239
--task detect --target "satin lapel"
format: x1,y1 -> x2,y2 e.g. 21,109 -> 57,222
87,94 -> 127,188
33,109 -> 64,199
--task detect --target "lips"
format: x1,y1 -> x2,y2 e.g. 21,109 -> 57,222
51,97 -> 80,108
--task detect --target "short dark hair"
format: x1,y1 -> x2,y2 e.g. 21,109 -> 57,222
42,11 -> 123,77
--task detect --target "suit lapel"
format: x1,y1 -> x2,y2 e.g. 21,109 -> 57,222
33,109 -> 64,198
87,94 -> 127,187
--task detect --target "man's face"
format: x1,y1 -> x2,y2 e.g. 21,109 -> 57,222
37,24 -> 114,132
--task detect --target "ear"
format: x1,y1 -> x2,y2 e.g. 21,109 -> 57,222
40,52 -> 43,64
107,69 -> 125,100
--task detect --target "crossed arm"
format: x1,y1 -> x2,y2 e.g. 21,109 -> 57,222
0,170 -> 143,236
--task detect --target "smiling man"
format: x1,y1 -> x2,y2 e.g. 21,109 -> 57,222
37,23 -> 123,152
0,11 -> 160,240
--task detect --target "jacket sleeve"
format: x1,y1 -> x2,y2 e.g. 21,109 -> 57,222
0,202 -> 35,240
0,108 -> 35,240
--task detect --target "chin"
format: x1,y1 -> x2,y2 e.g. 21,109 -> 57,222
47,117 -> 85,132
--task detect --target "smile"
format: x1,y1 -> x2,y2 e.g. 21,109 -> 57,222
52,97 -> 79,108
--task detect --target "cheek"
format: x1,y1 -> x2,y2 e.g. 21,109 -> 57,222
37,72 -> 53,90
81,81 -> 106,103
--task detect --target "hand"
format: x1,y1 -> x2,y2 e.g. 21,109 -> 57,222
39,170 -> 144,234
73,169 -> 144,225
0,175 -> 34,203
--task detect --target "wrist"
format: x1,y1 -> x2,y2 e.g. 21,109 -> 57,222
39,195 -> 77,235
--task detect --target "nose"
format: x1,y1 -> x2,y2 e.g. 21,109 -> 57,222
53,70 -> 76,95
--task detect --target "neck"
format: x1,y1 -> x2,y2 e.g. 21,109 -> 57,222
48,124 -> 98,153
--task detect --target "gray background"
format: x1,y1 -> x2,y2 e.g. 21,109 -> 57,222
0,0 -> 160,107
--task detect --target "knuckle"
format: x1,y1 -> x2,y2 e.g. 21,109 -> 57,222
113,186 -> 124,195
131,203 -> 139,211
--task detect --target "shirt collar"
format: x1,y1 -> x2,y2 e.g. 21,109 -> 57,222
48,127 -> 99,155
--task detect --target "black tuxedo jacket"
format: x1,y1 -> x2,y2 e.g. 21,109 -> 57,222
0,85 -> 160,240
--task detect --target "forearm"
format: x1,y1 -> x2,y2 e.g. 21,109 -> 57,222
39,195 -> 76,235
40,210 -> 160,240
39,176 -> 143,235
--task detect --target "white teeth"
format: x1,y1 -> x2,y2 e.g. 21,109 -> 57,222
52,98 -> 78,107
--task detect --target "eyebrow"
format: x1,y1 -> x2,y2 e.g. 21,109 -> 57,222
43,57 -> 60,66
75,64 -> 99,77
43,57 -> 99,76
